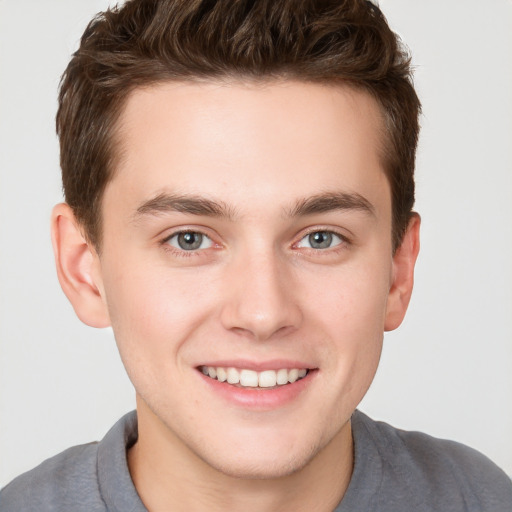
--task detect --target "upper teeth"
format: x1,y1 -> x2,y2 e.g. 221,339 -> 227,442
201,366 -> 308,388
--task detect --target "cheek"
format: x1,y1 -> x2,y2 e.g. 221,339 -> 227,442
101,259 -> 219,367
100,264 -> 219,411
303,259 -> 389,391
305,258 -> 390,338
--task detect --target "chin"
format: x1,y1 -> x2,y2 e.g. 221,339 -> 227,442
189,425 -> 331,481
202,447 -> 318,480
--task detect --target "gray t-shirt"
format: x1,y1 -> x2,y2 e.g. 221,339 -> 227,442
1,410 -> 511,511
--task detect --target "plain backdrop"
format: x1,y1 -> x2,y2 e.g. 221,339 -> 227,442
1,0 -> 511,486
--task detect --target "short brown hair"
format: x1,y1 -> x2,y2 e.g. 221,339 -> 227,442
57,0 -> 420,251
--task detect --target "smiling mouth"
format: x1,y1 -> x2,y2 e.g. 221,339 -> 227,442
199,366 -> 310,389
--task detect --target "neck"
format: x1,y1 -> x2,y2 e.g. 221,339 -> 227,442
128,397 -> 353,512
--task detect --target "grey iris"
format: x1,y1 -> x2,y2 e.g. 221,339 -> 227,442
309,231 -> 332,249
177,232 -> 203,250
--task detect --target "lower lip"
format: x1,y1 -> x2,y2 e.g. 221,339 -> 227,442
198,370 -> 316,410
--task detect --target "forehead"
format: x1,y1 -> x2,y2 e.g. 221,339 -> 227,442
108,80 -> 389,217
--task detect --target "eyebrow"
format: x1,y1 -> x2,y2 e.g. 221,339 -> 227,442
133,190 -> 375,222
134,193 -> 236,220
287,192 -> 375,218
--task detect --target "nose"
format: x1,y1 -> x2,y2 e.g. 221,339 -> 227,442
220,249 -> 303,341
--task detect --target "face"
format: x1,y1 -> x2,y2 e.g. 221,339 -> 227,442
94,81 -> 400,478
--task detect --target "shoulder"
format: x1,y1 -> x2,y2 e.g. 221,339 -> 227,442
0,442 -> 106,512
352,411 -> 512,511
0,412 -> 141,512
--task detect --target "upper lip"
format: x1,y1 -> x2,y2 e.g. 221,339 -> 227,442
197,359 -> 315,371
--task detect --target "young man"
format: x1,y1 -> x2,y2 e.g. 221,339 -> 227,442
1,0 -> 511,510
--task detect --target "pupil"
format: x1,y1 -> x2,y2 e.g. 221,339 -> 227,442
309,231 -> 332,249
178,232 -> 202,250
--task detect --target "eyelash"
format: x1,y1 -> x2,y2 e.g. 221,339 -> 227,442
159,227 -> 351,258
294,228 -> 351,253
160,230 -> 216,258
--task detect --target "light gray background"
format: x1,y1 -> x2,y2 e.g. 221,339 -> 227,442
1,0 -> 511,486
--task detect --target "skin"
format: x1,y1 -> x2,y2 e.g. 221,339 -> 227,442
52,81 -> 420,511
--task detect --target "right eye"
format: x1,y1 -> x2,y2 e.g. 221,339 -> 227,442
165,231 -> 213,251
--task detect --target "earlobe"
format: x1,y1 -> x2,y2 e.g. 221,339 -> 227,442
384,214 -> 421,331
51,203 -> 111,328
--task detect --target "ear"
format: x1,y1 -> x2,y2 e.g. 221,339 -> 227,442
384,214 -> 421,331
51,203 -> 110,328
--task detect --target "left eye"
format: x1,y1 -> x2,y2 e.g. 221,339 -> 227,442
296,231 -> 343,250
166,231 -> 213,251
